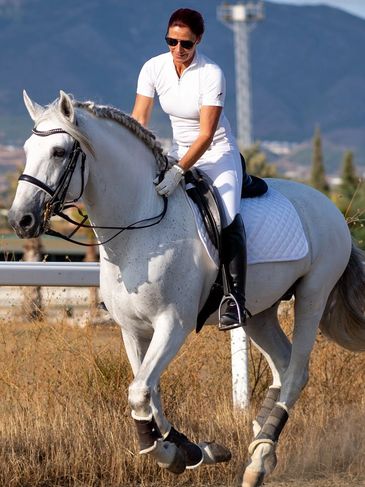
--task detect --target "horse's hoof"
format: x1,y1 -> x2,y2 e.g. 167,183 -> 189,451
263,448 -> 277,475
198,441 -> 232,464
241,467 -> 265,487
248,439 -> 277,477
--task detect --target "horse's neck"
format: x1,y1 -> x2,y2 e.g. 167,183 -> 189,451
81,116 -> 160,246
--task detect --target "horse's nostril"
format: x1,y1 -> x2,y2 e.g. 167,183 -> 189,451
19,213 -> 35,229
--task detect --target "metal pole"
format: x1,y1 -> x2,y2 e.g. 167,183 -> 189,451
217,1 -> 265,149
231,327 -> 250,408
233,20 -> 252,147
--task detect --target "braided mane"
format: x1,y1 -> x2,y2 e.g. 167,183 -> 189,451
36,96 -> 169,171
73,101 -> 168,170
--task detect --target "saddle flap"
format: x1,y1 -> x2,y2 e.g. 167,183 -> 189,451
185,168 -> 223,253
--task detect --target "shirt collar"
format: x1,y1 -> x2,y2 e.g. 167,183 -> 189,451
189,50 -> 199,69
169,49 -> 199,75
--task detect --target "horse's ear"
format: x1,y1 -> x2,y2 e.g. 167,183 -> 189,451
23,90 -> 45,122
59,90 -> 75,123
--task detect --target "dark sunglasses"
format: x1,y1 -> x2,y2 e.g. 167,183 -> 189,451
165,36 -> 196,50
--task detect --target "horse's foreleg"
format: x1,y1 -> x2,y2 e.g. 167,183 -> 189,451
122,329 -> 182,471
122,330 -> 172,437
127,317 -> 189,426
127,315 -> 204,473
121,330 -> 169,456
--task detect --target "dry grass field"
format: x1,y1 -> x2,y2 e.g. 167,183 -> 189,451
0,306 -> 364,487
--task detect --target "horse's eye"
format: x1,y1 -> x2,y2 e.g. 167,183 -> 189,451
53,147 -> 66,158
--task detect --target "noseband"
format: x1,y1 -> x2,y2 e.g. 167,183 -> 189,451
19,127 -> 86,222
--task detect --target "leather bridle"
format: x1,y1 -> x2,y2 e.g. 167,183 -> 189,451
18,127 -> 168,246
19,127 -> 86,221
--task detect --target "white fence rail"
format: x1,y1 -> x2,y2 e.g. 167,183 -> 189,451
0,261 -> 249,408
0,261 -> 99,287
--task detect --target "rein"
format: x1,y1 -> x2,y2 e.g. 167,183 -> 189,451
19,127 -> 168,246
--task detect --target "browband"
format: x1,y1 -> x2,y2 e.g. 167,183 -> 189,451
32,127 -> 69,137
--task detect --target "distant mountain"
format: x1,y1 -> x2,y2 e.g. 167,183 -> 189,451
0,0 -> 364,164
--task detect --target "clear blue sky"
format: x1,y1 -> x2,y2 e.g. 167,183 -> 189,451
266,0 -> 365,19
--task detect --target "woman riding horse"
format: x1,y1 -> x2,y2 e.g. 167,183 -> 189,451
10,87 -> 365,487
131,8 -> 247,330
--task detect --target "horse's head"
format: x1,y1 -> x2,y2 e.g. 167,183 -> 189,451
8,91 -> 90,238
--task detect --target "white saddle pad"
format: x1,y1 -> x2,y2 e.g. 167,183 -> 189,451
242,187 -> 309,264
187,187 -> 309,267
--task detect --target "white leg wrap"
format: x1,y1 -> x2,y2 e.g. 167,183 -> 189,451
248,438 -> 275,456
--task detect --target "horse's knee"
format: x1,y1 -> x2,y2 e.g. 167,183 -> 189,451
129,380 -> 152,417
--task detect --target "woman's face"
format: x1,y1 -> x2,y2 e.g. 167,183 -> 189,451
166,25 -> 201,66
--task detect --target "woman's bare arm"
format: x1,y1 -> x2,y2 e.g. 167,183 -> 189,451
177,105 -> 222,172
131,94 -> 154,127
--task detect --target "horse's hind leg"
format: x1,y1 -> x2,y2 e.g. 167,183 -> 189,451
245,304 -> 291,436
243,279 -> 333,487
280,280 -> 332,407
241,305 -> 291,485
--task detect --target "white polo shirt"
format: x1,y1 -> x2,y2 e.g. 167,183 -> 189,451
136,51 -> 235,150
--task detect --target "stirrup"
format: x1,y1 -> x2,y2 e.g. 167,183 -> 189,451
218,293 -> 251,331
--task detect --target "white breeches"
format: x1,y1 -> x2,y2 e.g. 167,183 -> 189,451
169,144 -> 242,227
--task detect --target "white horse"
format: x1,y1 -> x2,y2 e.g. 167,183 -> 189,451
8,91 -> 365,487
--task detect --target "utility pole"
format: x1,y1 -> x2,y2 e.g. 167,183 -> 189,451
218,1 -> 264,148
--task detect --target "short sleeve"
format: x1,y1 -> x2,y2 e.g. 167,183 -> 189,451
201,65 -> 226,107
136,59 -> 155,98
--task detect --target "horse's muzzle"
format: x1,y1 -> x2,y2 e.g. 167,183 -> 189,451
8,206 -> 45,239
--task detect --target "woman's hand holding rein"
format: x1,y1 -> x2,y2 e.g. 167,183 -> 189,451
154,164 -> 185,197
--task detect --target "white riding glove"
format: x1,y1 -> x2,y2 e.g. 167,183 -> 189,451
155,164 -> 185,197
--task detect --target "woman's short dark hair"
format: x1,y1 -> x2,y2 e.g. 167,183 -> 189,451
167,8 -> 205,38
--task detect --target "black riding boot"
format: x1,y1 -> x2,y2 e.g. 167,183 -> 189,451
219,213 -> 249,331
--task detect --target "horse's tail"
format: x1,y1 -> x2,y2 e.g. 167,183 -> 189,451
319,243 -> 365,352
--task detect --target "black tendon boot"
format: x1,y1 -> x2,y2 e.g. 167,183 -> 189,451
219,214 -> 250,331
